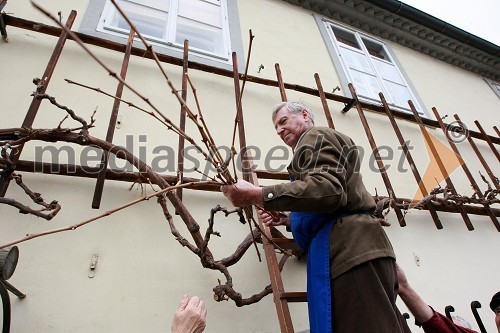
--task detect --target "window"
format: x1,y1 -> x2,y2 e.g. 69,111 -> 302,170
315,16 -> 426,114
81,0 -> 243,70
485,79 -> 500,99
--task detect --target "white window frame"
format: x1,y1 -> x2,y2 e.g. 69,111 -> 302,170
80,0 -> 243,71
485,79 -> 500,99
315,15 -> 427,115
98,0 -> 231,61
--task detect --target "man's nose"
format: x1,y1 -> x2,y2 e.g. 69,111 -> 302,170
276,126 -> 284,135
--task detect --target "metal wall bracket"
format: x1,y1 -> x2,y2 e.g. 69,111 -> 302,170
88,254 -> 98,278
341,98 -> 356,113
0,13 -> 8,42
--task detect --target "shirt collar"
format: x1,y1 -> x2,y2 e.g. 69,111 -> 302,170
293,127 -> 314,151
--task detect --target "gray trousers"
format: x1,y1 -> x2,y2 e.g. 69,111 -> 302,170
331,257 -> 412,333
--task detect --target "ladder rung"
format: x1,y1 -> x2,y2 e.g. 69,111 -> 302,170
281,292 -> 307,302
272,237 -> 301,252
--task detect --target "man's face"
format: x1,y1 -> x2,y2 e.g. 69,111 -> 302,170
273,107 -> 312,148
495,305 -> 500,332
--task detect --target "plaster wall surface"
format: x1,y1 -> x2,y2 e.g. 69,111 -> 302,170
0,0 -> 498,332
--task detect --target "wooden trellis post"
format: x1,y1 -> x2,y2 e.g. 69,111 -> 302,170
378,92 -> 443,229
92,29 -> 135,208
0,10 -> 77,197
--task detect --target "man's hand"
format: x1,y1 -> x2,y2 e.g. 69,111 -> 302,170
220,180 -> 264,207
171,295 -> 207,333
258,209 -> 289,228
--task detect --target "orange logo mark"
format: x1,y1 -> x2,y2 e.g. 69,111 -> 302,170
410,128 -> 464,207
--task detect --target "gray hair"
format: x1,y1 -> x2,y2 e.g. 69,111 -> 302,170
271,101 -> 315,125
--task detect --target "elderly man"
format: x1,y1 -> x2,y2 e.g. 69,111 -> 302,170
221,102 -> 409,333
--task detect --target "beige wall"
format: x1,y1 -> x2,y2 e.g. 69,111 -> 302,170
0,0 -> 499,332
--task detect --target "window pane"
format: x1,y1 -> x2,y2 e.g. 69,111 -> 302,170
331,26 -> 360,49
175,17 -> 224,55
339,47 -> 374,74
373,59 -> 404,85
127,0 -> 170,12
351,70 -> 383,100
384,81 -> 413,108
362,38 -> 390,61
178,0 -> 222,28
106,0 -> 168,40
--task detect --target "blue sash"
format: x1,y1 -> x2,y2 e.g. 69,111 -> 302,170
290,210 -> 370,333
290,211 -> 338,333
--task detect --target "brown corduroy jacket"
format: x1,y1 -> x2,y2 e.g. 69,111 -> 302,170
262,126 -> 395,279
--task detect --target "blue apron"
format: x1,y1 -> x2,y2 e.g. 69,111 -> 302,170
290,210 -> 369,333
290,211 -> 338,333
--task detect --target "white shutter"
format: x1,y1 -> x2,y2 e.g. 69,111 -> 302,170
331,26 -> 383,101
325,21 -> 423,113
98,0 -> 230,60
103,0 -> 169,40
175,0 -> 225,55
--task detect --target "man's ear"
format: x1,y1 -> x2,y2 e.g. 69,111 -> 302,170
301,109 -> 309,120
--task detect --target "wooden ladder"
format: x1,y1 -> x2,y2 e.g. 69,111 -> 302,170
238,63 -> 354,331
243,65 -> 346,332
249,169 -> 306,333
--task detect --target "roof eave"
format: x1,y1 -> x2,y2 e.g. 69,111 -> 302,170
281,0 -> 500,81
